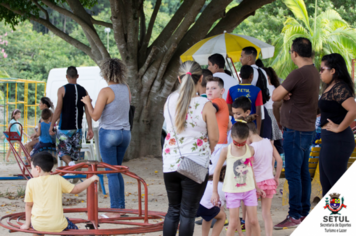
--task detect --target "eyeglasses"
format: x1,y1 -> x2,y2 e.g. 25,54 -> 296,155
320,67 -> 330,73
233,140 -> 246,147
289,50 -> 294,54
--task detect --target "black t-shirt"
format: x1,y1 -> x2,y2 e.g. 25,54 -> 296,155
59,83 -> 86,130
318,81 -> 354,127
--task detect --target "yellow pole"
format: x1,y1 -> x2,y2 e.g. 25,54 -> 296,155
6,83 -> 8,125
15,83 -> 18,109
35,83 -> 37,128
24,82 -> 28,143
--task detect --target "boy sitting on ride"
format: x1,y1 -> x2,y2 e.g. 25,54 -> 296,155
30,109 -> 56,157
195,77 -> 229,236
21,152 -> 99,234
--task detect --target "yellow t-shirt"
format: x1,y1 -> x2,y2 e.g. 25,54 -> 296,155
222,144 -> 255,193
24,175 -> 75,232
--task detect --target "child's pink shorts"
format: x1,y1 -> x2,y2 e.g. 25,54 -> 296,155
225,189 -> 258,209
256,179 -> 277,199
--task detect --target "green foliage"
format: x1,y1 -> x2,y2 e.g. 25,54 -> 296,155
269,0 -> 356,79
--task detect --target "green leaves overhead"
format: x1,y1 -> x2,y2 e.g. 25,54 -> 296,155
270,0 -> 356,79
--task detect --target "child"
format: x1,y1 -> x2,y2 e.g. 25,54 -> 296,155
231,96 -> 252,121
211,121 -> 264,236
195,77 -> 229,235
4,109 -> 30,162
199,69 -> 213,98
246,115 -> 283,236
228,96 -> 253,232
31,109 -> 56,156
196,166 -> 227,236
227,65 -> 263,132
20,152 -> 99,234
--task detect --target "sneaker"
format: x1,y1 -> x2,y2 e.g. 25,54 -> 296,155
224,219 -> 229,226
240,218 -> 245,232
274,215 -> 301,230
300,216 -> 307,222
195,219 -> 203,225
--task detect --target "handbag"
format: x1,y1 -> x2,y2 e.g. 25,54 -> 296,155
167,95 -> 208,184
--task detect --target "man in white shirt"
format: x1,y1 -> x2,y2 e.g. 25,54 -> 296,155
207,53 -> 238,101
240,47 -> 272,140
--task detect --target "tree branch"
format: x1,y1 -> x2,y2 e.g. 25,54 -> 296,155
41,0 -> 109,60
207,0 -> 276,37
31,0 -> 49,20
160,0 -> 206,60
109,0 -> 128,61
139,3 -> 146,48
66,0 -> 110,60
138,46 -> 159,79
0,3 -> 97,63
150,0 -> 195,50
91,17 -> 113,28
140,0 -> 161,50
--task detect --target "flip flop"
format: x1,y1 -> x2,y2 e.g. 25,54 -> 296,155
99,214 -> 109,219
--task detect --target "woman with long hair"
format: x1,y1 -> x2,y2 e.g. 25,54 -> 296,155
25,97 -> 54,153
162,61 -> 219,236
319,53 -> 356,195
264,67 -> 283,141
81,58 -> 131,218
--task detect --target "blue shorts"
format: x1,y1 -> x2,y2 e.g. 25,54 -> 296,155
33,217 -> 78,236
196,204 -> 220,222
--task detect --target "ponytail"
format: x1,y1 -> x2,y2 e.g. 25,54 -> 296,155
40,97 -> 54,109
175,61 -> 202,133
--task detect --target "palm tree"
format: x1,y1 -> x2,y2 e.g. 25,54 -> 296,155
269,0 -> 356,79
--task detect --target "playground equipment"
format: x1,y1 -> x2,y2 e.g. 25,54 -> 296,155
0,78 -> 46,157
0,160 -> 166,235
0,122 -> 106,194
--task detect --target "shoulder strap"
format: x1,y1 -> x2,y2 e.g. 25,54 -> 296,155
167,95 -> 183,157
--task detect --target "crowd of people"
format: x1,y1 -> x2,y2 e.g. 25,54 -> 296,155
3,36 -> 355,235
4,59 -> 132,234
162,37 -> 356,236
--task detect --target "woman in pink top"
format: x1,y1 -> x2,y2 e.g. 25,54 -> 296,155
245,116 -> 283,236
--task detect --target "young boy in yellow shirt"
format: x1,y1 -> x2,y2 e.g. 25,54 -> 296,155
21,152 -> 99,234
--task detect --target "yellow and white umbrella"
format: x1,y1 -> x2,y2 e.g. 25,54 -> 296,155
180,32 -> 275,65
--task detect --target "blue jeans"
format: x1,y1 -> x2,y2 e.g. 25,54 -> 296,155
99,128 -> 131,209
283,128 -> 315,219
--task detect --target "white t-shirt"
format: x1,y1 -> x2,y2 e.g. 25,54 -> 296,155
251,64 -> 268,119
213,72 -> 239,101
200,181 -> 226,209
265,84 -> 275,110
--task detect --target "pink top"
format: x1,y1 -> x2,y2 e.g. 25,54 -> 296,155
250,139 -> 274,183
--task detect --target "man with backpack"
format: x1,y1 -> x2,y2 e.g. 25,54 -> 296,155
240,47 -> 272,139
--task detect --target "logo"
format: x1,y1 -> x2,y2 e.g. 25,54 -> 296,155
324,193 -> 347,215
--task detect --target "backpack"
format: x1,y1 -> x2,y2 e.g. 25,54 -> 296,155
256,68 -> 270,104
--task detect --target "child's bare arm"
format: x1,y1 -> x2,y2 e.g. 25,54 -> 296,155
70,175 -> 99,194
20,202 -> 33,229
256,106 -> 262,134
35,123 -> 41,137
250,146 -> 266,198
273,146 -> 283,185
211,147 -> 227,205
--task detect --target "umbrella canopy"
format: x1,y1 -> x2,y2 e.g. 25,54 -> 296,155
180,32 -> 275,65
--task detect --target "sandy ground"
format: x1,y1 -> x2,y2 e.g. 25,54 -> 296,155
0,156 -> 315,236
